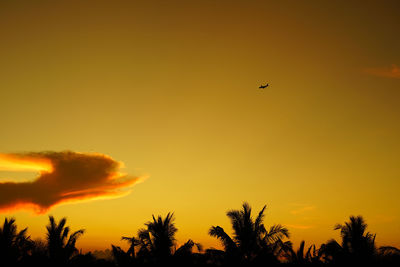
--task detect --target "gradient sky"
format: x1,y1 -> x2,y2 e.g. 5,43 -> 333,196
0,0 -> 399,252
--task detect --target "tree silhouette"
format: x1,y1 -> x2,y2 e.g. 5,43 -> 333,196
113,214 -> 203,266
335,215 -> 376,256
46,215 -> 85,265
175,239 -> 203,257
173,239 -> 203,266
137,212 -> 177,263
209,202 -> 290,264
121,236 -> 140,259
379,246 -> 400,255
28,238 -> 49,266
284,240 -> 323,264
320,215 -> 376,264
378,246 -> 400,265
111,244 -> 134,267
2,207 -> 400,266
110,236 -> 140,267
0,217 -> 32,265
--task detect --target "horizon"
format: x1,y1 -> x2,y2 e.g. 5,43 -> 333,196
0,0 -> 399,254
0,202 -> 398,253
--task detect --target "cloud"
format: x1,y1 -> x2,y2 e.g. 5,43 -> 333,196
286,224 -> 313,230
0,151 -> 144,213
290,205 -> 316,215
364,64 -> 400,79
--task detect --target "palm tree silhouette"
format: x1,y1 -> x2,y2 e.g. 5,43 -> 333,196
137,212 -> 177,263
113,214 -> 203,265
209,202 -> 290,264
29,238 -> 49,266
379,246 -> 400,255
378,246 -> 400,265
335,215 -> 376,257
46,215 -> 85,265
121,236 -> 140,259
284,240 -> 323,264
175,239 -> 203,256
174,239 -> 203,265
111,236 -> 140,267
0,217 -> 32,265
111,244 -> 134,267
320,215 -> 376,264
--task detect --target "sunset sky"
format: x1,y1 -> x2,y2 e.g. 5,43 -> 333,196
0,0 -> 399,252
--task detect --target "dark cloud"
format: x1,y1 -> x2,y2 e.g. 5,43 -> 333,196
0,151 -> 143,213
364,64 -> 400,79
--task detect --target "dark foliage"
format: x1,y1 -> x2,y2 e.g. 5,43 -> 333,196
0,206 -> 398,267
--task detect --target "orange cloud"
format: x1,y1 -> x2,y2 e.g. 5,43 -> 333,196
286,224 -> 313,230
0,151 -> 144,214
290,205 -> 316,215
364,64 -> 400,79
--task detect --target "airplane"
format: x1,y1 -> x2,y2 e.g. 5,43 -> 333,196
259,83 -> 269,89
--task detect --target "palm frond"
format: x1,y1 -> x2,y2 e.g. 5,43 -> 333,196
264,224 -> 290,243
379,246 -> 400,255
254,205 -> 266,231
209,226 -> 236,252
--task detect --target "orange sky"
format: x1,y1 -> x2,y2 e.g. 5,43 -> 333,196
0,0 -> 399,252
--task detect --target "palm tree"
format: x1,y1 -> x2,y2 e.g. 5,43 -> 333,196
209,202 -> 290,264
46,215 -> 85,265
111,244 -> 134,267
336,215 -> 376,262
320,215 -> 376,264
378,246 -> 400,265
121,236 -> 140,259
175,239 -> 203,257
319,239 -> 344,264
29,238 -> 49,266
284,240 -> 322,264
111,236 -> 139,267
137,212 -> 177,262
379,246 -> 400,255
0,217 -> 32,265
174,239 -> 203,265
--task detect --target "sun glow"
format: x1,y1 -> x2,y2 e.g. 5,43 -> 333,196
0,154 -> 53,173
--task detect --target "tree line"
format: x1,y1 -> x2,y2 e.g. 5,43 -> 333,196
1,202 -> 399,266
